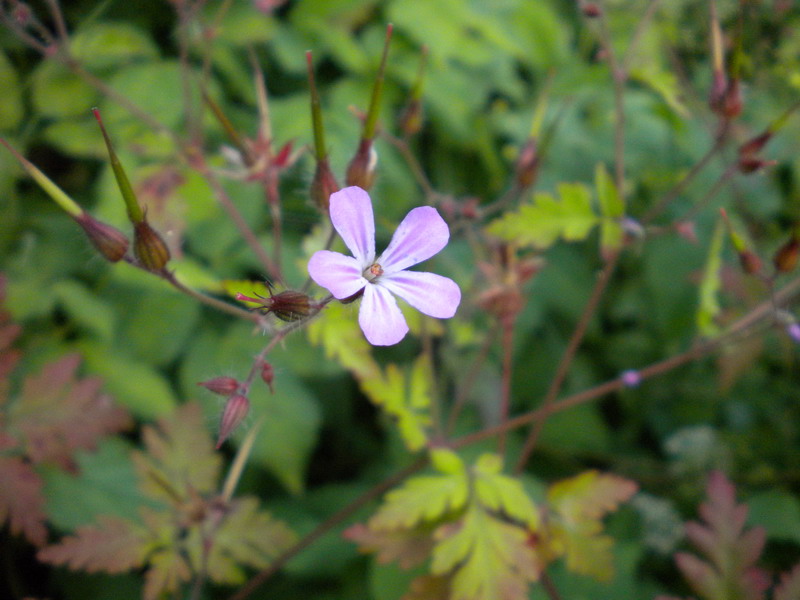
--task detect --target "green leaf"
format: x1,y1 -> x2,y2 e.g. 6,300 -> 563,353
188,497 -> 297,584
43,437 -> 149,531
747,490 -> 800,544
79,340 -> 176,419
431,504 -> 540,600
369,468 -> 469,531
545,470 -> 638,581
471,454 -> 539,529
132,403 -> 222,502
52,280 -> 117,342
0,51 -> 23,129
70,22 -> 159,71
696,219 -> 724,337
595,163 -> 624,218
31,61 -> 98,119
487,183 -> 598,249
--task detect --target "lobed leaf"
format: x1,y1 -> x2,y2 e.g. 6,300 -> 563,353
132,402 -> 221,502
775,563 -> 800,600
0,456 -> 47,546
344,523 -> 434,569
544,470 -> 638,581
10,353 -> 131,469
486,183 -> 598,249
471,453 -> 539,529
38,514 -> 149,573
431,504 -> 540,600
369,471 -> 469,531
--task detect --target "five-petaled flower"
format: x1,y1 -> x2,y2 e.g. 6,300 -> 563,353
308,186 -> 461,345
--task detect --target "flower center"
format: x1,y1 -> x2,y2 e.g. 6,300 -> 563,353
364,262 -> 383,282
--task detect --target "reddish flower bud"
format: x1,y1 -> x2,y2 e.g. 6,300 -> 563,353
514,139 -> 540,189
236,289 -> 312,322
198,376 -> 240,396
708,69 -> 727,115
74,213 -> 129,262
738,250 -> 762,275
216,393 -> 250,449
310,159 -> 339,212
398,99 -> 424,137
582,2 -> 601,17
260,362 -> 274,393
738,131 -> 772,158
738,156 -> 776,174
720,79 -> 743,120
133,220 -> 170,271
774,236 -> 800,273
345,140 -> 378,191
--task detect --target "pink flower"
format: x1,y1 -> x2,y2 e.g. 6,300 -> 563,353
308,187 -> 461,345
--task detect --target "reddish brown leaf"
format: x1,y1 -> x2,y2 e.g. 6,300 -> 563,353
0,456 -> 47,546
774,563 -> 800,600
345,523 -> 434,569
10,354 -> 131,469
37,514 -> 148,572
403,575 -> 450,600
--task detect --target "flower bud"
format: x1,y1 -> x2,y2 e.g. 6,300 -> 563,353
398,99 -> 424,137
737,156 -> 776,174
514,139 -> 540,189
738,250 -> 762,275
788,322 -> 800,344
708,69 -> 727,115
260,362 -> 274,393
236,289 -> 312,322
345,140 -> 378,191
620,369 -> 641,388
582,2 -> 601,17
774,236 -> 799,273
738,131 -> 772,158
310,159 -> 339,212
74,213 -> 129,262
133,220 -> 170,271
720,79 -> 743,120
216,393 -> 250,449
198,376 -> 240,396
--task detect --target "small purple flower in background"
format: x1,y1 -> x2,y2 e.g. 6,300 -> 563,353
620,369 -> 642,388
788,322 -> 800,344
308,186 -> 461,345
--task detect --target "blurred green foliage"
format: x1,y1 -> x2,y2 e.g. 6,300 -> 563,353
2,0 -> 800,598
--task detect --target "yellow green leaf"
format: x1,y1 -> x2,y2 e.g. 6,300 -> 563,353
471,454 -> 539,529
369,469 -> 469,531
432,504 -> 540,600
487,183 -> 598,249
696,219 -> 725,337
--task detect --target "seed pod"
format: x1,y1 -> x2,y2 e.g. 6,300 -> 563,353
74,213 -> 129,262
198,376 -> 240,396
216,393 -> 250,449
133,220 -> 170,271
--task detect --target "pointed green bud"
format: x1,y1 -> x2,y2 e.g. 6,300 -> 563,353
345,139 -> 377,190
92,108 -> 144,224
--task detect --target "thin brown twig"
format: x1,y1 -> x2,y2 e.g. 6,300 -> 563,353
514,250 -> 621,473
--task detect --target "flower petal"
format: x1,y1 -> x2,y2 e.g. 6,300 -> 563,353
378,206 -> 449,273
379,271 -> 461,319
359,284 -> 409,346
308,250 -> 367,299
330,186 -> 375,265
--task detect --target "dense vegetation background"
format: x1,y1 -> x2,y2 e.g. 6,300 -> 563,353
1,0 -> 800,599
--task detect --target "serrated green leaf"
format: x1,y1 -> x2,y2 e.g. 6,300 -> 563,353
308,301 -> 381,381
471,454 -> 539,529
487,184 -> 598,249
369,470 -> 469,531
431,504 -> 540,600
430,448 -> 465,476
696,219 -> 724,337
